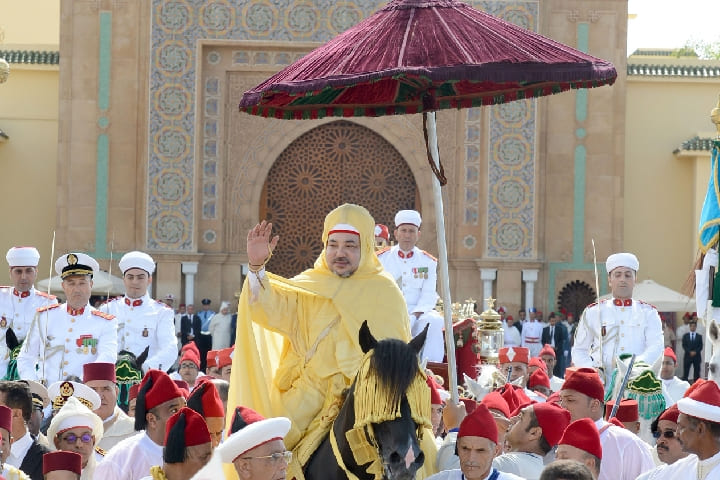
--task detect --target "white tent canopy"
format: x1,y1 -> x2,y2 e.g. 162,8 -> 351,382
600,279 -> 695,312
36,270 -> 125,296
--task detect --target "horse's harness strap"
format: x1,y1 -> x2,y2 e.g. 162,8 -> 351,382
329,424 -> 365,480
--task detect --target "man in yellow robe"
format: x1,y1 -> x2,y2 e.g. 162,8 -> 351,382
228,204 -> 421,479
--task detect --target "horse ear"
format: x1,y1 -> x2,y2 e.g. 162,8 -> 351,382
711,320 -> 720,344
616,355 -> 628,378
137,345 -> 150,371
359,320 -> 377,353
409,323 -> 429,356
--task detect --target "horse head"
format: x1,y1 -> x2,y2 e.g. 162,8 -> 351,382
355,321 -> 428,480
114,346 -> 148,412
305,322 -> 430,480
607,354 -> 666,444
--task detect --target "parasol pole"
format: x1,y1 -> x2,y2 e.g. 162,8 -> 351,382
426,111 -> 459,404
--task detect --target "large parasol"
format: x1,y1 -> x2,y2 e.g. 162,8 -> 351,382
239,0 -> 617,402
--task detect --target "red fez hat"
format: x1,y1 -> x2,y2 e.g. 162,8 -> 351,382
164,408 -> 212,464
528,368 -> 550,389
0,405 -> 11,433
497,306 -> 506,313
533,403 -> 571,447
228,405 -> 266,436
561,368 -> 604,402
207,350 -> 218,369
217,347 -> 233,369
458,403 -> 498,444
173,380 -> 190,398
374,224 -> 389,242
506,315 -> 514,321
129,383 -> 140,401
546,391 -> 562,406
678,378 -> 720,423
426,376 -> 442,405
482,391 -> 510,419
135,370 -> 184,431
659,404 -> 680,423
664,347 -> 677,363
83,362 -> 117,383
559,418 -> 602,459
499,384 -> 531,413
459,397 -> 477,415
499,347 -> 529,365
180,349 -> 200,368
539,344 -> 556,359
43,451 -> 82,476
181,341 -> 200,357
605,399 -> 639,422
529,357 -> 547,370
187,379 -> 225,418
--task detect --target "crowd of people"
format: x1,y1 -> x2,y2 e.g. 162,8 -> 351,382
0,203 -> 718,480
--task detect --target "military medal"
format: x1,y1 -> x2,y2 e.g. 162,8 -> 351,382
0,317 -> 6,328
142,327 -> 149,337
601,326 -> 606,337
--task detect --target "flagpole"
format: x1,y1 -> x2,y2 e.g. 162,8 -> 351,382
704,96 -> 720,378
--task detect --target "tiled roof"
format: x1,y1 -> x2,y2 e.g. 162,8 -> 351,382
0,50 -> 59,65
628,64 -> 720,77
673,136 -> 716,154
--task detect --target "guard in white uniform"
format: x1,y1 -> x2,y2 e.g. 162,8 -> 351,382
100,251 -> 177,372
0,247 -> 57,377
377,210 -> 444,362
17,252 -> 118,384
572,253 -> 664,382
521,313 -> 543,358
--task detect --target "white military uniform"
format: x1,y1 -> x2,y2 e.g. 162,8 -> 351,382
100,294 -> 177,371
521,320 -> 543,358
572,298 -> 664,379
0,286 -> 57,375
377,244 -> 444,362
17,303 -> 118,384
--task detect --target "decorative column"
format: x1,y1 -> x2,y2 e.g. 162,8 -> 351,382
480,269 -> 497,310
181,261 -> 198,306
522,269 -> 539,311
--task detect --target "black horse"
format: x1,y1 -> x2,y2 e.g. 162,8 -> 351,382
304,321 -> 429,480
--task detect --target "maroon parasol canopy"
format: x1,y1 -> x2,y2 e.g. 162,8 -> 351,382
239,0 -> 617,119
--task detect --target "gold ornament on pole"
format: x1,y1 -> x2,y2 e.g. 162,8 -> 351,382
476,296 -> 504,365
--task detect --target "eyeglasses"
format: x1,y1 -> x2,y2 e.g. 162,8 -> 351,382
59,432 -> 93,444
652,430 -> 676,439
241,451 -> 292,463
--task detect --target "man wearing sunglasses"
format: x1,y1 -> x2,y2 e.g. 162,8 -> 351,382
636,405 -> 688,480
46,397 -> 103,480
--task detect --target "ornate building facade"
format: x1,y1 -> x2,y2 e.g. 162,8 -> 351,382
51,0 -> 628,314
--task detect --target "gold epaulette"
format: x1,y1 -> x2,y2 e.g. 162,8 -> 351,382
637,299 -> 658,310
35,290 -> 57,299
37,304 -> 61,313
95,446 -> 106,456
155,299 -> 172,309
92,310 -> 115,321
375,246 -> 391,256
420,250 -> 437,261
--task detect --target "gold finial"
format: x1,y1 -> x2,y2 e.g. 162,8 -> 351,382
484,297 -> 495,310
711,94 -> 720,139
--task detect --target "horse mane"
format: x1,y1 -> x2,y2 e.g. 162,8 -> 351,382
368,337 -> 420,408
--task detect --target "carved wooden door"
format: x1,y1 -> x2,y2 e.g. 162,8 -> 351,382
260,120 -> 418,278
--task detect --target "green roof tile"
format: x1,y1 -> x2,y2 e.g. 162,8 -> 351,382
628,63 -> 720,77
673,136 -> 716,154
